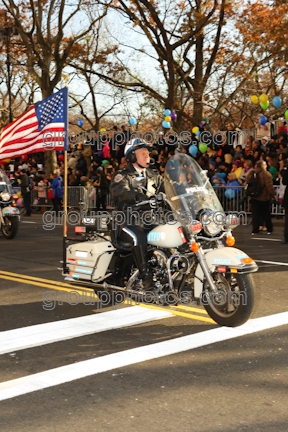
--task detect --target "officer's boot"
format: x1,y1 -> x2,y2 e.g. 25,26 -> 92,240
132,245 -> 155,291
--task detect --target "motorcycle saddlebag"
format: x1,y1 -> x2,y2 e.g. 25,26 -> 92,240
67,238 -> 115,282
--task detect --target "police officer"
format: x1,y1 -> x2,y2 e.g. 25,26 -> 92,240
110,139 -> 164,290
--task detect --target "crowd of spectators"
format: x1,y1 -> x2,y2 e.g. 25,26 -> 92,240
1,120 -> 287,216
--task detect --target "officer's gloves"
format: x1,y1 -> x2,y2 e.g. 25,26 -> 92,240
135,192 -> 166,209
135,192 -> 148,203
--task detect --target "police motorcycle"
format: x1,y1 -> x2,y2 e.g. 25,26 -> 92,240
62,153 -> 258,327
0,169 -> 20,239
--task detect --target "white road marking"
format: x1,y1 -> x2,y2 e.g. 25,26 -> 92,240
0,311 -> 288,401
0,306 -> 173,355
252,238 -> 281,241
21,221 -> 36,224
255,260 -> 288,267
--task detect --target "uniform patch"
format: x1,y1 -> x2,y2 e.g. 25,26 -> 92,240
114,174 -> 124,183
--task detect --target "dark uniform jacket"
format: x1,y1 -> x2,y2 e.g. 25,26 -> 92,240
110,163 -> 164,211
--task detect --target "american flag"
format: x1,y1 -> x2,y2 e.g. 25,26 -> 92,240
0,88 -> 68,161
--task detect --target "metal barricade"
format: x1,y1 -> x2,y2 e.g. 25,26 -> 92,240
214,185 -> 285,216
85,186 -> 113,210
23,183 -> 282,216
86,186 -> 97,209
67,186 -> 86,209
30,185 -> 53,209
213,186 -> 249,214
28,185 -> 88,211
101,185 -> 285,216
13,185 -> 53,211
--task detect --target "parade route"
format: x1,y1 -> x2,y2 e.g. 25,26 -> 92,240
0,216 -> 287,431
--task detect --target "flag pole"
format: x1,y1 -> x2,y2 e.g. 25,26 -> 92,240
63,85 -> 69,274
63,149 -> 68,272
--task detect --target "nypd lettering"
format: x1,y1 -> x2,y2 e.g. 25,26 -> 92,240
147,231 -> 166,242
213,258 -> 232,265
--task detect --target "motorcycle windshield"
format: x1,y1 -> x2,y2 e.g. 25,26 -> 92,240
164,154 -> 223,219
0,169 -> 13,194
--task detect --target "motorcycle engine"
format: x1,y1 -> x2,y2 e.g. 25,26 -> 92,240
147,248 -> 169,290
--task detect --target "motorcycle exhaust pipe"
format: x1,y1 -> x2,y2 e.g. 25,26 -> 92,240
64,277 -> 127,292
64,277 -> 160,298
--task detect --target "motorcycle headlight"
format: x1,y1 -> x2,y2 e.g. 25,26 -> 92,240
0,192 -> 10,201
201,211 -> 223,237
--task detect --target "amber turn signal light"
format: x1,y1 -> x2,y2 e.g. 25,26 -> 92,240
191,242 -> 200,252
226,236 -> 235,247
241,257 -> 253,264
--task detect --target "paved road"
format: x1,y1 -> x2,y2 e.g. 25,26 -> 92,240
0,214 -> 287,432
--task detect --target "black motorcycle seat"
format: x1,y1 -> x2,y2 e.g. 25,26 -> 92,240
115,238 -> 133,250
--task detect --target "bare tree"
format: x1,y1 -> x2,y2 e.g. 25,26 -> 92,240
84,0 -> 274,130
68,22 -> 133,133
1,0 -> 108,174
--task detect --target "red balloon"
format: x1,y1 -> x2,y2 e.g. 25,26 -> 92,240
58,154 -> 64,162
22,154 -> 28,161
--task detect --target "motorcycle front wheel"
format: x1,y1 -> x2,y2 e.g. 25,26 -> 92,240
203,273 -> 257,327
1,216 -> 19,239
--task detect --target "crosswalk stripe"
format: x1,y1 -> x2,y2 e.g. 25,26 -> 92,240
1,311 -> 288,402
0,306 -> 173,355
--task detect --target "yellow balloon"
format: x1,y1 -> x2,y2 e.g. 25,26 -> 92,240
165,116 -> 171,122
100,128 -> 106,132
259,94 -> 268,105
251,95 -> 258,104
5,159 -> 11,163
192,127 -> 199,134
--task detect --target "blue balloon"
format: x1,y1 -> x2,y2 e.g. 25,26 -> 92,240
225,189 -> 235,199
164,109 -> 171,116
77,119 -> 83,127
189,145 -> 198,156
162,120 -> 171,128
196,130 -> 200,137
129,118 -> 135,126
259,115 -> 267,126
273,96 -> 282,109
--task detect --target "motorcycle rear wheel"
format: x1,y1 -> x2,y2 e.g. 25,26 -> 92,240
1,216 -> 19,239
203,273 -> 256,327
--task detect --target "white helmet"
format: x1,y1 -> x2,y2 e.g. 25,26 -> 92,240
124,138 -> 152,162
